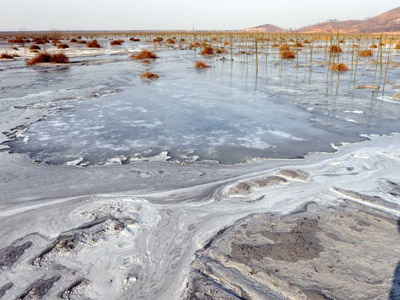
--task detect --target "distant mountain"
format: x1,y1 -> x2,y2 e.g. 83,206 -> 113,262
244,24 -> 284,33
245,7 -> 400,33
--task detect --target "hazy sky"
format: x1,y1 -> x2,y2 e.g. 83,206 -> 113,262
0,0 -> 398,31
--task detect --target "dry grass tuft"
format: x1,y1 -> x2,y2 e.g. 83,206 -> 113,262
331,63 -> 349,71
359,49 -> 373,57
131,50 -> 157,60
395,44 -> 400,50
201,46 -> 214,55
280,50 -> 295,59
130,37 -> 141,42
153,37 -> 163,43
295,42 -> 303,48
195,61 -> 210,69
27,52 -> 69,65
57,43 -> 69,49
216,48 -> 227,54
166,38 -> 175,44
29,45 -> 41,51
70,38 -> 78,43
0,53 -> 14,59
369,44 -> 378,48
329,45 -> 343,53
110,39 -> 124,46
86,40 -> 101,48
279,44 -> 291,51
189,43 -> 200,49
141,72 -> 159,79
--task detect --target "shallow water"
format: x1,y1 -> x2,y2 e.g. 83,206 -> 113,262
2,42 -> 400,165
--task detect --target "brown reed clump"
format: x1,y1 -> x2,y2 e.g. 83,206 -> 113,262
280,44 -> 291,51
0,53 -> 14,59
110,39 -> 124,46
370,44 -> 378,48
29,45 -> 41,51
330,45 -> 343,53
86,40 -> 101,48
166,38 -> 175,44
57,43 -> 69,49
131,50 -> 157,60
280,50 -> 295,59
303,40 -> 311,44
70,38 -> 78,43
153,37 -> 163,43
141,72 -> 159,79
359,49 -> 373,57
130,38 -> 140,42
201,46 -> 214,55
272,43 -> 279,48
331,63 -> 349,71
216,48 -> 227,54
195,61 -> 210,69
27,52 -> 69,65
395,44 -> 400,50
189,43 -> 200,49
295,42 -> 303,47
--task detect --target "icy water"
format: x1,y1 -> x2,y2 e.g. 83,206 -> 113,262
2,42 -> 400,165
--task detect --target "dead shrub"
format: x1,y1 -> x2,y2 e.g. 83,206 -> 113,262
216,48 -> 227,54
110,39 -> 124,46
29,45 -> 41,51
153,37 -> 163,43
189,43 -> 200,49
70,38 -> 78,43
166,38 -> 175,44
331,63 -> 349,71
295,42 -> 303,47
141,72 -> 159,79
86,40 -> 101,48
131,50 -> 157,60
370,44 -> 378,48
279,44 -> 290,51
195,61 -> 210,69
359,49 -> 373,57
57,43 -> 69,49
330,45 -> 342,53
130,37 -> 141,42
27,52 -> 69,65
280,50 -> 295,59
0,53 -> 14,59
201,46 -> 214,55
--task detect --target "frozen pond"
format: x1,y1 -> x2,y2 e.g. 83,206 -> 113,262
2,44 -> 400,165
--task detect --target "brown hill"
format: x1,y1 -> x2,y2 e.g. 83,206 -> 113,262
298,7 -> 400,33
244,24 -> 284,33
246,7 -> 400,33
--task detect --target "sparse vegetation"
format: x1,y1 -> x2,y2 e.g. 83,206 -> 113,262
57,43 -> 70,49
153,37 -> 163,43
166,38 -> 175,44
280,50 -> 296,59
29,45 -> 41,52
330,45 -> 343,53
110,39 -> 124,46
201,46 -> 214,55
141,72 -> 159,79
0,53 -> 14,59
195,61 -> 210,69
86,40 -> 101,48
27,52 -> 69,65
332,63 -> 349,71
359,49 -> 373,57
131,50 -> 157,60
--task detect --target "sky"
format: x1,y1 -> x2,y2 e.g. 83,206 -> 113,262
0,0 -> 398,31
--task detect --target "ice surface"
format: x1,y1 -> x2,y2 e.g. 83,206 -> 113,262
2,45 -> 400,165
